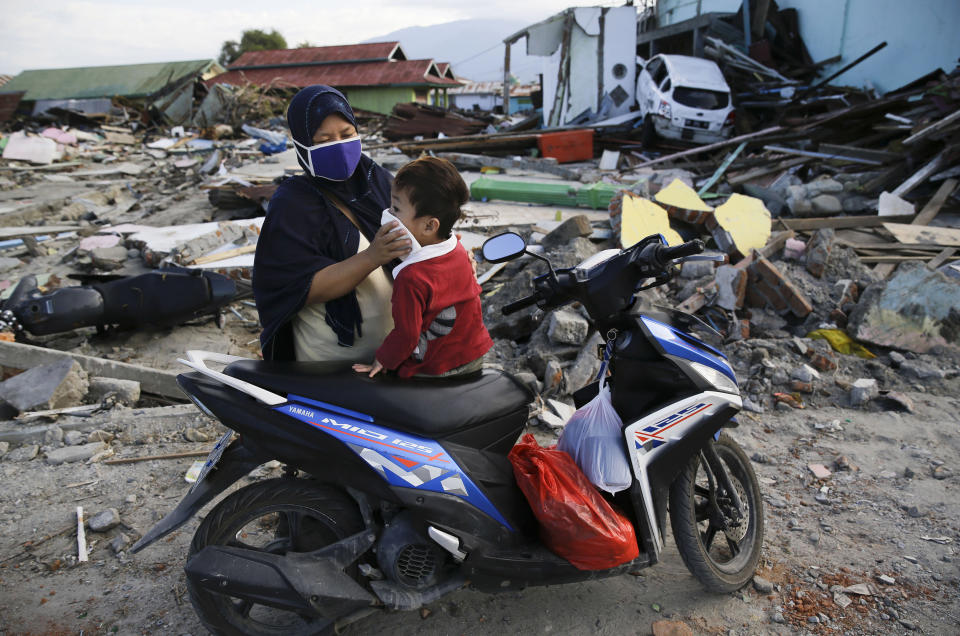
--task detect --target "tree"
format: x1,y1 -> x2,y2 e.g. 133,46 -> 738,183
296,41 -> 315,49
219,29 -> 287,66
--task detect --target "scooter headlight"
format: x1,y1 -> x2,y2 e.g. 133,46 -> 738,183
685,360 -> 740,394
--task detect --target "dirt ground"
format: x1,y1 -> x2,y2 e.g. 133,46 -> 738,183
1,381 -> 958,636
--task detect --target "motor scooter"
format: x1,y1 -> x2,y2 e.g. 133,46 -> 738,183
132,232 -> 763,635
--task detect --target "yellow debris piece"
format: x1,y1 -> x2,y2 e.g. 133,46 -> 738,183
712,193 -> 771,255
620,194 -> 684,248
654,178 -> 713,212
807,328 -> 877,359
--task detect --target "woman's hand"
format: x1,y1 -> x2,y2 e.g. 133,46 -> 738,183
353,359 -> 384,377
364,221 -> 411,265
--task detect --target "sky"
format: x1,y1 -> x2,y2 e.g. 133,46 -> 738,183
1,0 -> 628,75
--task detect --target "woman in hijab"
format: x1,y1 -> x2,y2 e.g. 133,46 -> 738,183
253,85 -> 411,361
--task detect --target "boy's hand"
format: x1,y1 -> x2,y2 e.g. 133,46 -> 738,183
366,221 -> 411,265
353,360 -> 384,377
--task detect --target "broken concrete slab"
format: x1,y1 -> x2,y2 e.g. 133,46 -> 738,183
654,178 -> 713,225
548,310 -> 589,346
714,265 -> 747,310
540,215 -> 593,248
878,191 -> 915,217
87,377 -> 141,406
850,378 -> 879,405
805,228 -> 834,278
847,262 -> 960,353
0,358 -> 88,412
1,132 -> 61,165
0,340 -> 181,400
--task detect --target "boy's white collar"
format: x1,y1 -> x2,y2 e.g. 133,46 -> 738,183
392,235 -> 458,278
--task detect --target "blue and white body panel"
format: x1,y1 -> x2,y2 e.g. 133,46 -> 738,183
275,394 -> 513,530
640,315 -> 735,382
622,391 -> 742,558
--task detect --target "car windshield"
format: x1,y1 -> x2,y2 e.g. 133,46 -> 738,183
673,86 -> 729,110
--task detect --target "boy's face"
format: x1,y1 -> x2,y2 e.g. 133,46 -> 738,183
391,187 -> 440,246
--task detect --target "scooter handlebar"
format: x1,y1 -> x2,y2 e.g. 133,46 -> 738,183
659,239 -> 705,263
502,295 -> 540,315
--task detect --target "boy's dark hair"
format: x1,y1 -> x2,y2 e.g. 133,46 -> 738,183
393,156 -> 468,239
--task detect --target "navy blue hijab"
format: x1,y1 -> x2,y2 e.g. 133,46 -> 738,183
253,85 -> 392,360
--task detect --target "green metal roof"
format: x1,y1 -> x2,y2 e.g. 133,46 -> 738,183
3,59 -> 224,101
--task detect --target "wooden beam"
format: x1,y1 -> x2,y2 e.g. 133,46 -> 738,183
726,157 -> 808,186
903,108 -> 960,145
103,450 -> 210,465
632,126 -> 783,169
892,150 -> 946,197
882,223 -> 960,247
927,247 -> 957,270
912,178 -> 958,226
780,214 -> 914,231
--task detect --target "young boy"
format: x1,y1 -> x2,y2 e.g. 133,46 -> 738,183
353,157 -> 493,378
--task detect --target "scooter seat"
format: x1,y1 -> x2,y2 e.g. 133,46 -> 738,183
223,360 -> 533,438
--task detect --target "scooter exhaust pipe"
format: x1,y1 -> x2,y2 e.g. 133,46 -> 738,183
185,530 -> 377,618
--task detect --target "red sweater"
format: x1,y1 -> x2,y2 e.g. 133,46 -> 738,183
376,243 -> 493,378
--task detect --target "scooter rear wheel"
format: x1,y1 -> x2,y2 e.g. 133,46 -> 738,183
186,478 -> 364,636
669,433 -> 764,592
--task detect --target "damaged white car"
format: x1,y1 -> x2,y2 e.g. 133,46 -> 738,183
637,54 -> 735,144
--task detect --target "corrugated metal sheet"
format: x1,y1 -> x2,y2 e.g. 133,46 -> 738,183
2,60 -> 224,101
210,59 -> 459,90
230,42 -> 403,68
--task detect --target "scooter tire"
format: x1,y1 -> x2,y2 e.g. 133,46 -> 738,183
669,433 -> 764,593
186,478 -> 364,636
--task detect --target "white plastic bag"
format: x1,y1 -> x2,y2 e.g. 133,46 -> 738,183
557,378 -> 632,494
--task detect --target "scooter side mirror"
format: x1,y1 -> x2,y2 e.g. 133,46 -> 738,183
482,232 -> 527,263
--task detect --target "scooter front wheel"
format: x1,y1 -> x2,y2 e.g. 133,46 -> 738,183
186,478 -> 364,636
669,433 -> 764,592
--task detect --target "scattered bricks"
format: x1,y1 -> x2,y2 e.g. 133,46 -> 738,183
87,377 -> 141,406
791,380 -> 814,393
714,265 -> 748,310
850,378 -> 879,405
806,350 -> 838,372
540,214 -> 593,248
808,463 -> 832,479
667,207 -> 712,225
0,358 -> 89,412
746,255 -> 813,317
44,441 -> 107,465
805,228 -> 835,278
547,310 -> 589,346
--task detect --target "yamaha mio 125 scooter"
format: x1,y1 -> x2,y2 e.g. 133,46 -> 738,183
132,232 -> 764,635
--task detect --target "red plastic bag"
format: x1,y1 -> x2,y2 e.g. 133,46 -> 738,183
508,434 -> 639,570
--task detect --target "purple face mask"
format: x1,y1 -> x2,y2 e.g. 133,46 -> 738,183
293,135 -> 362,181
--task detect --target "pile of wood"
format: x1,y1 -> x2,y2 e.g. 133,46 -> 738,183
382,102 -> 488,141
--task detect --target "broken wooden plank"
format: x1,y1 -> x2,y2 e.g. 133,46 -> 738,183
678,230 -> 794,313
0,225 -> 81,240
103,450 -> 209,465
913,178 -> 958,226
190,244 -> 257,266
903,108 -> 960,146
892,150 -> 947,197
77,506 -> 88,563
763,144 -> 884,166
882,223 -> 960,247
780,214 -> 914,231
633,126 -> 783,169
698,142 -> 746,195
727,157 -> 809,186
927,247 -> 957,270
818,143 -> 901,164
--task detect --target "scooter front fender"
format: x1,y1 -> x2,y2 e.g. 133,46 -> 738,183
130,439 -> 266,553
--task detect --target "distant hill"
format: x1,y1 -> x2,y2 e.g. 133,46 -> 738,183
363,18 -> 543,83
